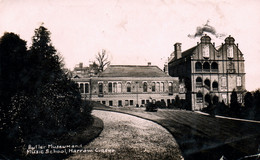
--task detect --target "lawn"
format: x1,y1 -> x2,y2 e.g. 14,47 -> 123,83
94,105 -> 260,160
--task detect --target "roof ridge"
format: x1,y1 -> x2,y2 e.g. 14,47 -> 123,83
109,65 -> 158,67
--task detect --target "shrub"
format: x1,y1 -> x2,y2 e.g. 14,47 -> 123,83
155,101 -> 166,109
145,101 -> 158,112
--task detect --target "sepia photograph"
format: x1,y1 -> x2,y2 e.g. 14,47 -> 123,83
0,0 -> 260,159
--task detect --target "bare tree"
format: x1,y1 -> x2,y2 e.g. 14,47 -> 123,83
96,49 -> 110,72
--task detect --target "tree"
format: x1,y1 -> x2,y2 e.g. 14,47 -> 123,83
253,90 -> 260,120
0,32 -> 28,154
230,89 -> 241,117
173,95 -> 181,108
0,32 -> 28,100
205,93 -> 212,107
205,93 -> 215,115
212,95 -> 219,106
95,49 -> 110,72
0,26 -> 93,158
29,25 -> 63,92
244,92 -> 253,109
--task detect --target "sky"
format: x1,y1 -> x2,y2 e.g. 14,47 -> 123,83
0,0 -> 260,91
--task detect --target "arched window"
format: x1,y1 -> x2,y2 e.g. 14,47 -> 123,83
160,82 -> 164,92
203,62 -> 210,72
204,79 -> 210,90
211,62 -> 218,72
152,82 -> 155,92
108,82 -> 112,93
156,82 -> 160,92
196,77 -> 202,87
195,62 -> 202,72
117,83 -> 122,93
196,92 -> 203,103
98,83 -> 103,94
212,81 -> 218,91
113,83 -> 117,93
169,82 -> 173,93
127,82 -> 131,92
143,82 -> 147,92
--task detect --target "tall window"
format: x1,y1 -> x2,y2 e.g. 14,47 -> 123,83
196,77 -> 202,87
127,82 -> 131,92
160,82 -> 164,92
108,82 -> 112,93
156,82 -> 160,92
143,82 -> 147,92
195,62 -> 202,72
79,83 -> 84,93
227,46 -> 234,58
85,83 -> 89,93
152,82 -> 155,92
221,77 -> 227,87
98,83 -> 103,94
113,83 -> 117,93
117,82 -> 122,93
237,76 -> 242,87
168,82 -> 173,93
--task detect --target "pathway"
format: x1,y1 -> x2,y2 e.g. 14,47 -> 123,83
67,110 -> 183,160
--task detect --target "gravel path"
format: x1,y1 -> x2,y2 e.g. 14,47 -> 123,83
67,110 -> 183,160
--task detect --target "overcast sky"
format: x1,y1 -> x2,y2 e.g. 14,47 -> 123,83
1,0 -> 260,91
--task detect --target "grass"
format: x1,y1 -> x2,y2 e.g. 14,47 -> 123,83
93,105 -> 260,160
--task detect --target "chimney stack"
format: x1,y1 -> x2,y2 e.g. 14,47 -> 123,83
174,43 -> 182,59
164,62 -> 168,75
79,63 -> 83,68
147,62 -> 151,66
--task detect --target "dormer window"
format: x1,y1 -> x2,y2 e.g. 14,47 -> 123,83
202,45 -> 209,58
227,46 -> 233,58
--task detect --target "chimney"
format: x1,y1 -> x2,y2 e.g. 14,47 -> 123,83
79,63 -> 83,68
164,62 -> 168,75
147,62 -> 151,66
174,43 -> 182,59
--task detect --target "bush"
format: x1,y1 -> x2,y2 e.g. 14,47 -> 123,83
0,26 -> 93,158
145,101 -> 158,112
155,101 -> 166,109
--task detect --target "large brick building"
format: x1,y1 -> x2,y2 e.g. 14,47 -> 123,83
73,64 -> 185,107
168,35 -> 246,110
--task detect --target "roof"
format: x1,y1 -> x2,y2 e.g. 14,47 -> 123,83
99,65 -> 170,77
168,46 -> 196,63
215,45 -> 222,51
